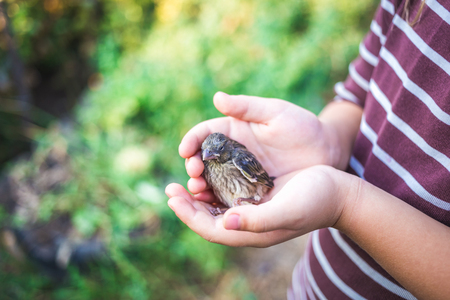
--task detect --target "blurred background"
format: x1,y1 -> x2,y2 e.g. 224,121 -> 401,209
0,0 -> 377,299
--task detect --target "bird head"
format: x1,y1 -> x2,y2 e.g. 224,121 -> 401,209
201,133 -> 233,163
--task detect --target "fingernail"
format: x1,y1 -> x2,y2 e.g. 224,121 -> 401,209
224,214 -> 240,230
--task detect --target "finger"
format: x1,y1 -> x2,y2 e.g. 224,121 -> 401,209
169,195 -> 297,247
193,190 -> 216,203
213,92 -> 288,124
167,196 -> 230,243
165,183 -> 194,203
168,196 -> 212,220
167,184 -> 217,214
186,151 -> 204,178
167,187 -> 301,247
187,177 -> 208,194
222,198 -> 290,233
179,117 -> 230,158
168,196 -> 196,219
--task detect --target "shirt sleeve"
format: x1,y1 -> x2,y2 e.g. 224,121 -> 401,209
333,3 -> 394,108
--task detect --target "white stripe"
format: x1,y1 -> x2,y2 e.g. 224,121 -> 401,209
335,82 -> 359,103
370,79 -> 450,172
379,47 -> 450,125
305,276 -> 317,300
300,265 -> 308,300
292,261 -> 306,300
349,63 -> 369,91
393,14 -> 450,77
360,116 -> 450,210
329,228 -> 417,300
297,259 -> 316,300
350,156 -> 365,179
312,231 -> 366,300
370,20 -> 387,45
361,117 -> 378,144
426,0 -> 450,26
304,239 -> 327,300
359,42 -> 379,66
381,0 -> 395,15
288,288 -> 295,300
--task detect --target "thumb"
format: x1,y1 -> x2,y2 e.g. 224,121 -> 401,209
213,92 -> 287,124
222,201 -> 289,233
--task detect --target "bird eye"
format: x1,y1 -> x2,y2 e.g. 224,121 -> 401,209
219,146 -> 224,151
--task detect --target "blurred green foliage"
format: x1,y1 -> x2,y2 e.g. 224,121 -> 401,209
1,0 -> 378,298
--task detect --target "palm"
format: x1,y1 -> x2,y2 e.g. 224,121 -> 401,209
165,165 -> 342,247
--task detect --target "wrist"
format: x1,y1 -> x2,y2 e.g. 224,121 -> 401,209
331,171 -> 364,233
303,166 -> 358,230
318,101 -> 363,170
321,121 -> 348,170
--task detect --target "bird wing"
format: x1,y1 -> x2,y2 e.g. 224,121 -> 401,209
232,151 -> 274,188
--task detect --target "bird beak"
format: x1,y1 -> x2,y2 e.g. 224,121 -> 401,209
202,149 -> 219,161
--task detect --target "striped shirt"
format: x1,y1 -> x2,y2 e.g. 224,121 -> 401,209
289,0 -> 450,299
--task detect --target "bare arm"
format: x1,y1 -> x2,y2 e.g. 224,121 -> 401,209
167,166 -> 450,299
319,100 -> 450,298
167,94 -> 450,299
319,100 -> 363,170
336,174 -> 450,300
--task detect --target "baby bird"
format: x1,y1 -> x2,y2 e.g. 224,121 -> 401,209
201,132 -> 274,215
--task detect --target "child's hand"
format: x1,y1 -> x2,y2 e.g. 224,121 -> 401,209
181,92 -> 338,202
166,165 -> 355,247
166,92 -> 363,246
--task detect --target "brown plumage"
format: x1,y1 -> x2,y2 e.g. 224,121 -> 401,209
201,132 -> 274,215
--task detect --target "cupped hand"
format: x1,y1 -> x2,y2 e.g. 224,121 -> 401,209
182,92 -> 337,200
166,165 -> 352,247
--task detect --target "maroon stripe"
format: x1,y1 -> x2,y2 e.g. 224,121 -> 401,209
318,229 -> 407,299
363,92 -> 388,132
305,229 -> 411,299
374,4 -> 395,34
354,56 -> 375,84
436,0 -> 450,11
363,153 -> 422,202
383,28 -> 450,111
361,149 -> 450,225
365,28 -> 383,56
342,75 -> 366,104
368,58 -> 450,154
375,118 -> 450,201
415,6 -> 450,62
352,130 -> 375,167
307,234 -> 349,299
301,2 -> 450,298
363,34 -> 382,61
337,231 -> 401,284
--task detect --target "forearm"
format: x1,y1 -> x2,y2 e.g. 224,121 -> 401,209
319,101 -> 363,170
335,173 -> 450,300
